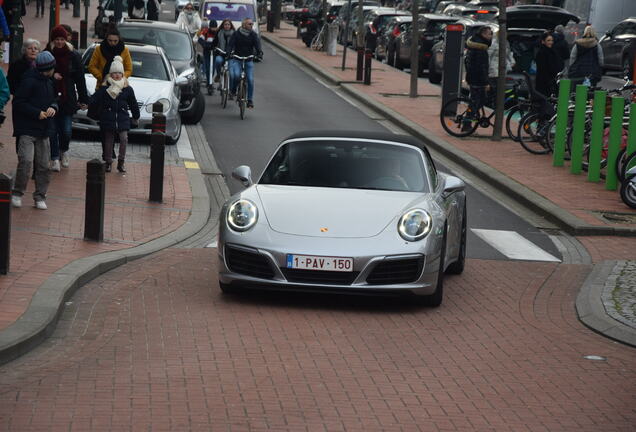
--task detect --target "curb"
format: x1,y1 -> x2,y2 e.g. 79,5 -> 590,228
576,260 -> 636,348
263,34 -> 636,237
0,162 -> 211,366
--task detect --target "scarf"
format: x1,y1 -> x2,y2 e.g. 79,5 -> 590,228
239,27 -> 251,37
100,39 -> 125,79
52,44 -> 72,103
218,29 -> 234,51
105,77 -> 128,99
185,11 -> 194,25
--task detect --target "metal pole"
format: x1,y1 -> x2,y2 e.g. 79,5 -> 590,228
341,0 -> 353,71
149,102 -> 166,203
492,0 -> 506,140
606,97 -> 626,190
587,90 -> 607,182
84,159 -> 105,242
552,79 -> 571,166
355,0 -> 363,79
408,0 -> 419,98
0,174 -> 11,275
569,84 -> 589,175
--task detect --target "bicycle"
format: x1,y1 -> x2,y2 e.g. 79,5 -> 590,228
231,54 -> 255,120
215,49 -> 230,108
311,23 -> 328,51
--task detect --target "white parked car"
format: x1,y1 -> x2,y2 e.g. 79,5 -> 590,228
73,43 -> 183,145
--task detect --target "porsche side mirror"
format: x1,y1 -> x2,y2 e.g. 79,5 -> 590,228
232,165 -> 253,188
442,175 -> 465,199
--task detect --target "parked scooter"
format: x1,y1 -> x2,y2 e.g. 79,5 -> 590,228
620,165 -> 636,209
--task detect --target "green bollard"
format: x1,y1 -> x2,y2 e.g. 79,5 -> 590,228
605,97 -> 625,190
587,90 -> 607,182
569,85 -> 589,174
553,79 -> 571,167
626,103 -> 636,172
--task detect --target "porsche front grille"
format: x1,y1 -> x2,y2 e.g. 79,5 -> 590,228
281,268 -> 359,285
225,245 -> 275,279
366,257 -> 424,285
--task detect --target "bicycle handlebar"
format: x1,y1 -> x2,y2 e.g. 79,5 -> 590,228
231,54 -> 256,61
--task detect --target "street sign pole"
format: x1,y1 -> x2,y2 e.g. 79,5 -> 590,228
440,23 -> 464,114
409,0 -> 419,98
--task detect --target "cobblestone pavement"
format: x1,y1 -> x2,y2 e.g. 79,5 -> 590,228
605,261 -> 636,327
0,250 -> 634,431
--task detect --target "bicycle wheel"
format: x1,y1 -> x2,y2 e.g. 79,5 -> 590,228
517,113 -> 551,155
238,79 -> 246,120
440,97 -> 478,137
221,70 -> 229,108
619,150 -> 636,183
505,105 -> 526,142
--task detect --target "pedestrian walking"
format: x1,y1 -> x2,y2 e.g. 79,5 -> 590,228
214,19 -> 235,82
88,25 -> 133,90
128,0 -> 146,19
535,31 -> 564,97
7,39 -> 40,95
552,24 -> 570,68
88,56 -> 140,174
47,25 -> 89,171
35,0 -> 44,17
464,26 -> 492,125
487,30 -> 514,93
568,25 -> 604,86
147,0 -> 161,21
11,51 -> 58,210
176,2 -> 202,35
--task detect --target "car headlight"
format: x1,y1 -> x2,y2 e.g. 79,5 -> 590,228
178,68 -> 197,82
145,98 -> 171,113
227,199 -> 258,232
397,209 -> 432,242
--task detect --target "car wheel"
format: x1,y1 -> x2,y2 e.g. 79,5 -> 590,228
445,201 -> 466,275
182,92 -> 205,124
419,230 -> 445,307
428,57 -> 442,84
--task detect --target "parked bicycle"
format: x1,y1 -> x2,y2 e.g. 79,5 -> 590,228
231,54 -> 255,120
620,151 -> 636,208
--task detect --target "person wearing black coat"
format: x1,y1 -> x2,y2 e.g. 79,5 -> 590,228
147,0 -> 161,20
464,26 -> 493,121
89,56 -> 140,173
11,52 -> 58,210
535,32 -> 564,98
47,25 -> 89,171
7,39 -> 41,95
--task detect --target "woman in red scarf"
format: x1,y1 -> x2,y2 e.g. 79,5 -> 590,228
47,25 -> 89,171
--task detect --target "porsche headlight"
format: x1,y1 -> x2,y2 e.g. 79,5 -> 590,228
397,209 -> 432,242
145,98 -> 171,113
227,200 -> 258,232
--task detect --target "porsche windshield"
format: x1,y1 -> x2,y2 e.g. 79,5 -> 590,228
259,140 -> 429,192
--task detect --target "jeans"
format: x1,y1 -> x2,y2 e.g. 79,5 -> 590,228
214,55 -> 225,78
103,130 -> 128,164
229,59 -> 254,101
13,135 -> 50,202
49,114 -> 73,161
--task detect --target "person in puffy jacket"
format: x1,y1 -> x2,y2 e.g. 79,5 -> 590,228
176,2 -> 202,34
89,56 -> 140,174
464,26 -> 493,121
568,25 -> 604,86
487,30 -> 514,89
88,25 -> 133,90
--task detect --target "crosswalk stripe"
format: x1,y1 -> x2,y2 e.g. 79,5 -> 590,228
471,229 -> 561,262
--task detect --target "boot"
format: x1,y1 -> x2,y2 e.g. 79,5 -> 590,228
105,162 -> 112,173
117,160 -> 126,173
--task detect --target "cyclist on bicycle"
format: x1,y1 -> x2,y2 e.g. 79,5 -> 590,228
464,26 -> 492,128
213,19 -> 235,83
196,19 -> 218,87
227,18 -> 263,109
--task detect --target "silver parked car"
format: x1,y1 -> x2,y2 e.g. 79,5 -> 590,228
73,43 -> 182,144
218,131 -> 467,307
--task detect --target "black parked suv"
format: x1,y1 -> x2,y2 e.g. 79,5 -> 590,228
118,19 -> 206,124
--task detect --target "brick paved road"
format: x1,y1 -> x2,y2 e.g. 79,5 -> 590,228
0,249 -> 634,431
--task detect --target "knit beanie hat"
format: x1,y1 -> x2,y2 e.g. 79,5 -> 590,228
50,25 -> 68,40
109,56 -> 125,74
36,51 -> 56,71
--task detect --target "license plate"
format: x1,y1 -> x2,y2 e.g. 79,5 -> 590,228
286,254 -> 353,272
300,27 -> 307,33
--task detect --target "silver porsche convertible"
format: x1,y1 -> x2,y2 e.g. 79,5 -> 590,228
217,131 -> 467,306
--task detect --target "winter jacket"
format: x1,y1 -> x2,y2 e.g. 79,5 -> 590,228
176,11 -> 202,34
552,32 -> 570,62
534,44 -> 563,97
197,26 -> 218,52
87,43 -> 133,89
487,38 -> 514,78
228,28 -> 263,58
465,34 -> 491,86
147,0 -> 161,20
90,83 -> 140,132
12,68 -> 58,138
568,37 -> 604,82
47,44 -> 89,115
7,56 -> 33,95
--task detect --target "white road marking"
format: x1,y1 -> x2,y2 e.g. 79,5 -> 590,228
177,126 -> 195,160
471,229 -> 561,262
206,241 -> 218,248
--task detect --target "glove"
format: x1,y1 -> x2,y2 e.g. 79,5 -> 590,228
255,53 -> 263,63
131,118 -> 139,127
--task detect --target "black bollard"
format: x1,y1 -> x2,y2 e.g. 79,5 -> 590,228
71,31 -> 79,49
267,11 -> 274,32
0,174 -> 11,275
79,20 -> 87,49
149,102 -> 166,203
356,48 -> 364,81
84,159 -> 105,242
364,49 -> 372,85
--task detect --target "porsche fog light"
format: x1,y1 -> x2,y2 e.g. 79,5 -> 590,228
398,209 -> 432,241
227,200 -> 258,232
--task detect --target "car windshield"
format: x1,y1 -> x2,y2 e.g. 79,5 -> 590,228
118,27 -> 193,61
259,140 -> 429,192
202,2 -> 255,21
83,47 -> 170,80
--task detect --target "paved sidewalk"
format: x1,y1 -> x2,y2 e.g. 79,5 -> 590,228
262,23 -> 636,346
